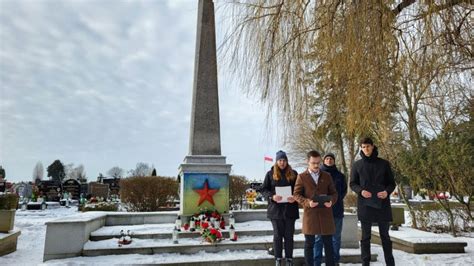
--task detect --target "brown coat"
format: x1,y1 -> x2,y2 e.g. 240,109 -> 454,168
294,170 -> 338,235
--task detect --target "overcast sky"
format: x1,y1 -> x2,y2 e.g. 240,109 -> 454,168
0,0 -> 301,183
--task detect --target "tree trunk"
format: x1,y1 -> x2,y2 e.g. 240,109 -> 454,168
336,132 -> 348,177
453,194 -> 473,221
438,199 -> 457,237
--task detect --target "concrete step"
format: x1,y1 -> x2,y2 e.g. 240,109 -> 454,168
83,235 -> 304,256
84,233 -> 360,257
83,248 -> 376,265
158,255 -> 378,266
361,226 -> 468,254
90,225 -> 302,241
89,221 -> 302,241
0,230 -> 21,256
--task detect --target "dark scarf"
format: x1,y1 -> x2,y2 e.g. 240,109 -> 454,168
360,146 -> 379,161
321,164 -> 338,173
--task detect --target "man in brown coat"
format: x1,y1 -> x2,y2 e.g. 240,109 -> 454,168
294,150 -> 338,266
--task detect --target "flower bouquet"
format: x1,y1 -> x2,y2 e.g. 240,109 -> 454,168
193,207 -> 221,221
118,230 -> 132,246
192,208 -> 225,230
201,227 -> 223,244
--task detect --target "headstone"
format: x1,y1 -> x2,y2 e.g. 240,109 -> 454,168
178,0 -> 231,216
0,180 -> 5,193
88,182 -> 109,199
13,182 -> 32,199
5,182 -> 13,193
62,179 -> 81,199
403,186 -> 413,200
0,172 -> 5,192
391,207 -> 405,228
103,178 -> 120,196
38,180 -> 61,201
0,166 -> 5,179
27,202 -> 46,210
80,183 -> 89,196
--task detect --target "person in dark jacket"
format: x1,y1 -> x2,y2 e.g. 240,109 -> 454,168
261,150 -> 299,266
350,137 -> 396,266
314,152 -> 347,265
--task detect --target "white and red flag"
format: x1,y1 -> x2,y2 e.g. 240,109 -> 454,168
264,156 -> 273,162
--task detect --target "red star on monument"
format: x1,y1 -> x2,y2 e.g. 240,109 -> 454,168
194,179 -> 219,206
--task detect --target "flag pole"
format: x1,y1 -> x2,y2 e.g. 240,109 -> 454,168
263,157 -> 265,180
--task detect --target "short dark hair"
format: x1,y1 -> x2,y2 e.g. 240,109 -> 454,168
360,137 -> 374,146
306,150 -> 321,159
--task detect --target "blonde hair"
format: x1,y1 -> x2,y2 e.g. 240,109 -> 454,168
272,163 -> 296,182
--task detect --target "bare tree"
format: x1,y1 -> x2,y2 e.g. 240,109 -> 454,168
221,0 -> 472,135
64,163 -> 74,179
73,164 -> 87,182
221,1 -> 472,234
128,162 -> 152,177
229,175 -> 249,208
32,161 -> 44,183
107,166 -> 125,178
64,163 -> 86,181
120,176 -> 179,211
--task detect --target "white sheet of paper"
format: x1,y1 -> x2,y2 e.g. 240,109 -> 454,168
275,186 -> 292,203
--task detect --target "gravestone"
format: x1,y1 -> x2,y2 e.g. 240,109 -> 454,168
402,186 -> 413,199
13,182 -> 32,199
38,180 -> 61,201
62,179 -> 81,199
103,178 -> 120,196
178,0 -> 231,216
88,182 -> 109,199
0,166 -> 5,179
80,183 -> 89,196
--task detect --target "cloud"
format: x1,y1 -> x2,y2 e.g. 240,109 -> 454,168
0,0 -> 282,182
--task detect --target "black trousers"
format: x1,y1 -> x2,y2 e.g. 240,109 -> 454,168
271,219 -> 296,259
305,234 -> 334,266
360,221 -> 395,266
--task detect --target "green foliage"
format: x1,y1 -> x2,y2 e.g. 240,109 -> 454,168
0,194 -> 19,210
120,176 -> 178,212
250,203 -> 267,209
47,160 -> 65,182
395,113 -> 474,234
201,227 -> 223,243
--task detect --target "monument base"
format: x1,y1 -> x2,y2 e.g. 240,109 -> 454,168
0,230 -> 20,256
178,155 -> 232,216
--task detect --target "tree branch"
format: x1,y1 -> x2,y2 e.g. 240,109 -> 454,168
392,0 -> 416,16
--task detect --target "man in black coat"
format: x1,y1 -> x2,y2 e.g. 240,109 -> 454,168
350,137 -> 396,266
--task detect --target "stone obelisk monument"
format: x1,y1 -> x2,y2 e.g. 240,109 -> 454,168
178,0 -> 231,216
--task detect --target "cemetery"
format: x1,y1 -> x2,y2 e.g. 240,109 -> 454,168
0,0 -> 473,265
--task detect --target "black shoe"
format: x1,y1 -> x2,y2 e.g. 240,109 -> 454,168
275,258 -> 282,266
286,258 -> 293,266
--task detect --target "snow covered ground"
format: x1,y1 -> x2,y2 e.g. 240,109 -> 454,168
0,207 -> 472,265
0,207 -> 79,265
